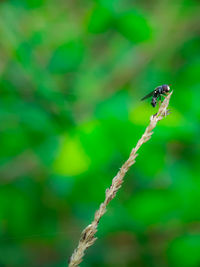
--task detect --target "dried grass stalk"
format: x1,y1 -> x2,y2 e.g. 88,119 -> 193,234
68,91 -> 173,267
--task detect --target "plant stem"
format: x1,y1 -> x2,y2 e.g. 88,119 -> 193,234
68,91 -> 173,267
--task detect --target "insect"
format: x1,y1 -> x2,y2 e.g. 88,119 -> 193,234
141,84 -> 171,107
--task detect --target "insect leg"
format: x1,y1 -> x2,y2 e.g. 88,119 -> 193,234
158,98 -> 161,109
157,95 -> 162,109
160,94 -> 168,99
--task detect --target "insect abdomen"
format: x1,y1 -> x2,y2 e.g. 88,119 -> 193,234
151,97 -> 157,107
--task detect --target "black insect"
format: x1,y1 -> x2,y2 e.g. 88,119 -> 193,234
141,84 -> 170,107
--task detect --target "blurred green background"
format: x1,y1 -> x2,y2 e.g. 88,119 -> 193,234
0,0 -> 200,266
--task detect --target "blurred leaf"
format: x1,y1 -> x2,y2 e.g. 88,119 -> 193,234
36,136 -> 59,166
116,9 -> 152,43
136,142 -> 166,177
168,162 -> 200,222
127,190 -> 176,227
167,235 -> 200,267
88,5 -> 113,33
79,120 -> 115,168
11,0 -> 44,9
48,175 -> 74,197
95,90 -> 129,120
53,134 -> 90,176
0,187 -> 34,236
0,244 -> 27,266
16,102 -> 54,133
48,40 -> 84,73
129,102 -> 153,126
97,0 -> 124,12
179,37 -> 200,62
177,58 -> 200,88
16,42 -> 33,67
0,127 -> 28,158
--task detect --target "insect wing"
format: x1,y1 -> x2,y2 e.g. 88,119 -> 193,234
141,90 -> 154,101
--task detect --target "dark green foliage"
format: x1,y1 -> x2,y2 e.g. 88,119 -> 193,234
87,5 -> 114,33
48,40 -> 85,73
116,9 -> 152,43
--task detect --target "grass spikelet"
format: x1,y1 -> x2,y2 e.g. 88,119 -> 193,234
68,91 -> 173,267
